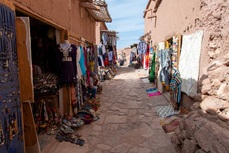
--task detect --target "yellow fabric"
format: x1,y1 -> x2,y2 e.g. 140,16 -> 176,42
165,41 -> 169,49
89,61 -> 95,72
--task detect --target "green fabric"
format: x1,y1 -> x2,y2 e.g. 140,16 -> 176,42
149,52 -> 156,82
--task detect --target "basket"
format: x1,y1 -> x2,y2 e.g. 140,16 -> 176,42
76,111 -> 94,124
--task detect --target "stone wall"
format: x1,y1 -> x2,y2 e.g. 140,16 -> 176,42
197,0 -> 229,122
171,109 -> 229,153
172,1 -> 229,152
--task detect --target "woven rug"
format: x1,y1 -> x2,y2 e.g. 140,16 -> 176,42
161,119 -> 180,134
156,104 -> 180,118
146,88 -> 161,97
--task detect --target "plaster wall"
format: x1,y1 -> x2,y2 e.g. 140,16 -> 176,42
13,0 -> 96,43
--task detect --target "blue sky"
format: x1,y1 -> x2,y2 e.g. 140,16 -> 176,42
106,0 -> 148,49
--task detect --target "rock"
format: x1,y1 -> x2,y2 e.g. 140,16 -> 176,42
208,51 -> 217,59
193,94 -> 203,102
201,78 -> 211,86
218,108 -> 229,121
201,84 -> 211,95
194,122 -> 229,153
191,102 -> 201,111
200,97 -> 229,114
207,61 -> 223,71
207,67 -> 222,80
211,79 -> 221,88
182,139 -> 199,153
208,43 -> 218,49
195,149 -> 208,153
224,93 -> 229,101
184,119 -> 197,139
224,52 -> 229,61
217,83 -> 229,99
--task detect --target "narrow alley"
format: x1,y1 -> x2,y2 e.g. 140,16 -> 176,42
0,0 -> 228,153
42,67 -> 176,153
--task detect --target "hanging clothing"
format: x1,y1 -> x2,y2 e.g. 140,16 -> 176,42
145,44 -> 150,69
79,46 -> 87,77
137,40 -> 147,55
149,52 -> 156,82
57,43 -> 77,85
170,68 -> 182,109
102,33 -> 108,45
98,55 -> 105,67
108,51 -> 113,61
89,61 -> 95,72
97,43 -> 103,55
158,48 -> 172,85
102,45 -> 106,55
76,47 -> 82,79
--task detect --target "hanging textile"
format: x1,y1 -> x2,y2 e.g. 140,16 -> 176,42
77,47 -> 82,79
102,33 -> 108,45
145,44 -> 150,69
170,68 -> 182,109
137,40 -> 147,55
179,30 -> 203,97
156,42 -> 165,92
56,43 -> 77,85
79,46 -> 87,77
158,48 -> 172,86
149,52 -> 156,82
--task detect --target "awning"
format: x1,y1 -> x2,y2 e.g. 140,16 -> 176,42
101,30 -> 118,37
80,0 -> 112,22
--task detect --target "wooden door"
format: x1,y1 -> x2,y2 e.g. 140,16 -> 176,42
16,17 -> 34,102
16,17 -> 40,153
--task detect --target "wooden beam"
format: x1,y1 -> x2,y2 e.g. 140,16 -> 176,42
148,15 -> 156,19
80,2 -> 100,11
153,0 -> 162,13
144,8 -> 152,13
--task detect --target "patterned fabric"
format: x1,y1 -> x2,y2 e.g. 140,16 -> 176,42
158,48 -> 172,85
170,68 -> 182,104
137,40 -> 147,55
156,104 -> 179,118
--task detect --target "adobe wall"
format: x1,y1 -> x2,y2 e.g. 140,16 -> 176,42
95,22 -> 108,44
13,0 -> 96,44
145,0 -> 229,112
144,2 -> 154,35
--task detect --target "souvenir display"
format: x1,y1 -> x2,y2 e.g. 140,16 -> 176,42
0,4 -> 24,153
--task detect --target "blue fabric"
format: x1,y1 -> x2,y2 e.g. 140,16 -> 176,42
170,68 -> 182,103
158,49 -> 172,85
79,46 -> 87,76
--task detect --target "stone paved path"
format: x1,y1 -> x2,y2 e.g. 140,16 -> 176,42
43,67 -> 176,153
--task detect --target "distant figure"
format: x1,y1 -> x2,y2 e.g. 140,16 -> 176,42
88,72 -> 99,99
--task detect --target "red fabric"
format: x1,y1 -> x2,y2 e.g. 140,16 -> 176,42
145,44 -> 150,69
104,57 -> 109,67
